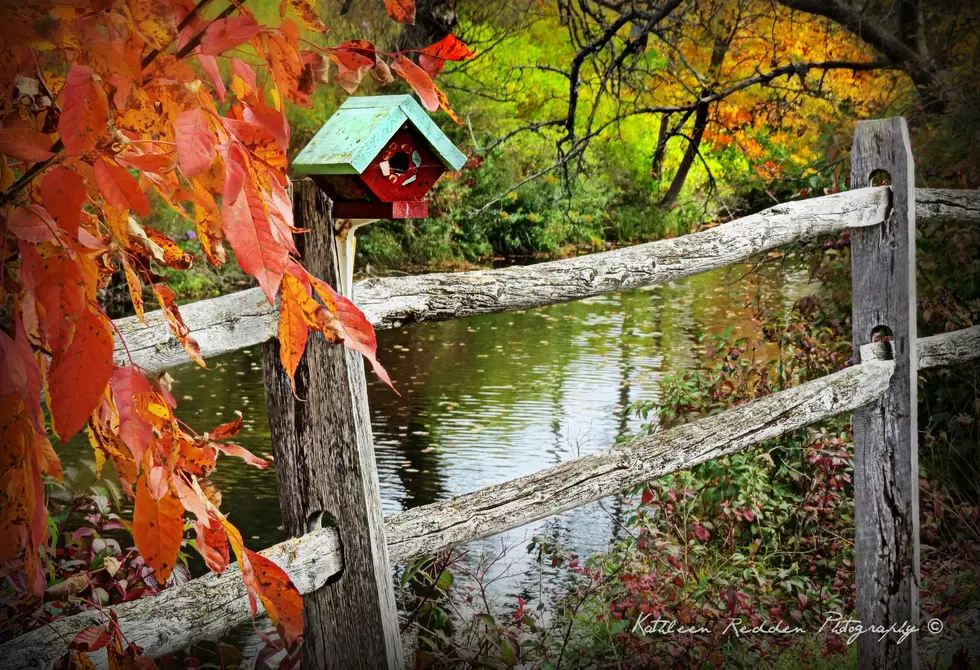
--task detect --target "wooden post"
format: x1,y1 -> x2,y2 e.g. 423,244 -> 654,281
261,179 -> 403,670
850,117 -> 919,670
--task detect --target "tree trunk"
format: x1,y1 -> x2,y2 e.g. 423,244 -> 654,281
658,36 -> 729,209
657,100 -> 709,209
651,113 -> 671,178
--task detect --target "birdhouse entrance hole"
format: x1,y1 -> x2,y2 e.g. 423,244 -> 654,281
389,151 -> 411,174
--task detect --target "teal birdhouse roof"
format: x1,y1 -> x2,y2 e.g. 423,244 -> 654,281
292,95 -> 467,176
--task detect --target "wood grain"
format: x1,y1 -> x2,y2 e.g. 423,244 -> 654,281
259,180 -> 403,670
850,117 -> 919,670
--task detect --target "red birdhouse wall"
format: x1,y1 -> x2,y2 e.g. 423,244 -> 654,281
312,126 -> 447,219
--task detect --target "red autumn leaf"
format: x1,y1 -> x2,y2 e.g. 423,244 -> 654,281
419,35 -> 475,76
209,412 -> 243,440
18,241 -> 88,356
71,626 -> 111,652
7,204 -> 57,243
200,16 -> 265,55
384,0 -> 416,24
40,167 -> 86,239
213,442 -> 272,469
222,518 -> 302,650
174,108 -> 217,178
110,365 -> 154,465
59,65 -> 109,155
0,317 -> 43,430
222,142 -> 248,207
153,284 -> 205,367
194,516 -> 230,573
222,170 -> 289,304
0,127 -> 54,162
245,549 -> 304,649
231,58 -> 259,95
221,117 -> 278,150
94,157 -> 151,218
242,104 -> 290,151
390,55 -> 438,112
328,48 -> 375,95
197,54 -> 226,104
133,472 -> 184,583
116,150 -> 178,174
47,308 -> 113,442
310,276 -> 395,391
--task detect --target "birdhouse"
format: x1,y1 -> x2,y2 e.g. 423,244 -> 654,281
292,95 -> 467,219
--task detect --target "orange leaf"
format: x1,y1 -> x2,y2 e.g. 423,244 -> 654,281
0,317 -> 43,430
121,257 -> 146,323
175,108 -> 216,178
94,158 -> 151,218
18,241 -> 87,355
391,55 -> 438,112
419,35 -> 475,76
242,104 -> 290,151
7,204 -> 57,243
283,0 -> 328,32
191,182 -> 225,266
209,412 -> 243,440
133,472 -> 184,583
128,0 -> 178,51
384,0 -> 416,24
144,226 -> 192,269
194,515 -> 229,573
222,517 -> 303,650
0,127 -> 54,162
110,366 -> 154,465
40,167 -> 86,239
116,151 -> 178,175
310,276 -> 395,391
59,66 -> 109,155
153,284 -> 205,367
245,549 -> 304,648
435,85 -> 462,125
222,168 -> 288,303
47,308 -> 113,442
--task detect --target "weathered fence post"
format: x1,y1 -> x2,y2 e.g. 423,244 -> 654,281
850,117 -> 919,669
260,179 -> 403,670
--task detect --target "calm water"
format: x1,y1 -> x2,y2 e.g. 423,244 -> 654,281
66,259 -> 815,621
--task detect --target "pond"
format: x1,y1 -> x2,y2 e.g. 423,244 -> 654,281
64,258 -> 816,635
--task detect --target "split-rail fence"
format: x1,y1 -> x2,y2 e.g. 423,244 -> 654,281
3,118 -> 979,670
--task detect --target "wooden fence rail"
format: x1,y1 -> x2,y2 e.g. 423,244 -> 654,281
4,325 -> 976,670
7,119 -> 980,669
111,187 -> 980,373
